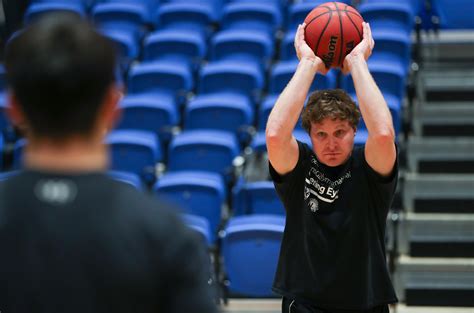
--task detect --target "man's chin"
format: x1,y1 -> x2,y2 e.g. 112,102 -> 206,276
321,156 -> 345,167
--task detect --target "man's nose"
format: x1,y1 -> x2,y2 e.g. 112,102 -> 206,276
327,136 -> 337,149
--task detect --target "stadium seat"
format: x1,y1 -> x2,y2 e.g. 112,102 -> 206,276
155,171 -> 226,242
370,29 -> 412,74
100,29 -> 139,73
340,61 -> 405,135
233,181 -> 285,215
431,0 -> 474,29
0,91 -> 11,137
181,213 -> 213,246
279,31 -> 297,61
269,60 -> 337,95
358,2 -> 414,35
286,2 -> 320,32
106,130 -> 161,182
184,93 -> 254,139
143,29 -> 206,71
12,139 -> 27,169
210,29 -> 274,69
115,94 -> 179,147
92,2 -> 150,38
107,170 -> 144,190
221,2 -> 282,36
24,2 -> 86,24
0,170 -> 19,181
199,61 -> 264,104
99,0 -> 159,12
220,214 -> 285,297
167,130 -> 240,178
155,2 -> 217,36
257,95 -> 305,132
127,61 -> 193,107
250,129 -> 312,153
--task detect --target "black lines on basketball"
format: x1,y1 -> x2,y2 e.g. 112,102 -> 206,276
305,10 -> 331,29
335,3 -> 345,67
346,11 -> 363,41
314,11 -> 333,61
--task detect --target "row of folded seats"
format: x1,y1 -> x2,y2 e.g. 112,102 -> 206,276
0,0 -> 425,298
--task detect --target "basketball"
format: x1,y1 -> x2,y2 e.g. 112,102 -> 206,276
304,2 -> 364,68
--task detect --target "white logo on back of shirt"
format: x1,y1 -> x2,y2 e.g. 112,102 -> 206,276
34,179 -> 78,205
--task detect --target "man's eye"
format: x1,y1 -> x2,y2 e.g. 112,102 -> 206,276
335,130 -> 345,137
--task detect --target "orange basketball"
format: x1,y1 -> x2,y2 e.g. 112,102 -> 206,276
304,2 -> 364,68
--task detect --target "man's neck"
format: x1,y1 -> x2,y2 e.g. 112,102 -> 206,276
23,138 -> 108,173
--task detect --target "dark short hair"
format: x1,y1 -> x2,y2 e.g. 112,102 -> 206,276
301,89 -> 360,133
4,13 -> 117,140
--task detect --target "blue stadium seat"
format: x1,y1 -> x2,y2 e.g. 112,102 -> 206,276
24,2 -> 86,24
155,171 -> 226,242
257,95 -> 278,131
279,30 -> 299,61
107,170 -> 144,190
370,29 -> 412,74
358,2 -> 414,35
233,181 -> 284,215
12,139 -> 27,169
0,170 -> 19,181
128,61 -> 193,107
143,29 -> 206,71
221,214 -> 285,297
354,129 -> 369,146
210,29 -> 274,69
199,61 -> 264,104
269,60 -> 337,95
184,93 -> 254,138
221,2 -> 282,36
0,63 -> 6,93
92,2 -> 149,39
99,0 -> 159,12
340,61 -> 405,135
106,130 -> 161,182
286,2 -> 319,32
155,2 -> 216,36
167,130 -> 240,178
181,213 -> 213,246
116,94 -> 179,146
0,99 -> 10,133
250,129 -> 312,153
100,29 -> 139,73
431,0 -> 474,29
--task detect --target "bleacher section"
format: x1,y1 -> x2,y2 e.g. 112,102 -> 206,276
1,0 -> 472,308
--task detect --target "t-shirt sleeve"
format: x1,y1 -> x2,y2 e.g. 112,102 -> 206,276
269,140 -> 309,197
361,144 -> 399,221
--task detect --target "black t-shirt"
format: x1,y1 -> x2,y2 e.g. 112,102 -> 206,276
270,141 -> 398,310
0,170 -> 218,313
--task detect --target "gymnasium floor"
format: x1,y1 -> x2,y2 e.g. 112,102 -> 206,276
221,299 -> 474,313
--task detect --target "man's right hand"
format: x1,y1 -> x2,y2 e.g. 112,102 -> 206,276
294,23 -> 328,75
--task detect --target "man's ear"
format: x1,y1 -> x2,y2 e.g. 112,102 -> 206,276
98,85 -> 123,134
6,92 -> 27,129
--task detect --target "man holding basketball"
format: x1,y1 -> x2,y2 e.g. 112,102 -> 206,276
266,22 -> 398,313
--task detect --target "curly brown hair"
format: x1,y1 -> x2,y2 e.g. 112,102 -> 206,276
301,89 -> 360,133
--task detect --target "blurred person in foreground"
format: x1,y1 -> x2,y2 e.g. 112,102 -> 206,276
266,22 -> 398,313
0,13 -> 218,313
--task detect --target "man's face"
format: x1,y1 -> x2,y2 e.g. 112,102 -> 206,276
309,118 -> 355,167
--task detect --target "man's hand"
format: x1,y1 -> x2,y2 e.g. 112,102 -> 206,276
295,23 -> 328,75
342,22 -> 374,75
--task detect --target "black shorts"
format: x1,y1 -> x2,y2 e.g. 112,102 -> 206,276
281,297 -> 389,313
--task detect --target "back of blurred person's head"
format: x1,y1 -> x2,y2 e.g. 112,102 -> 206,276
4,12 -> 117,142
